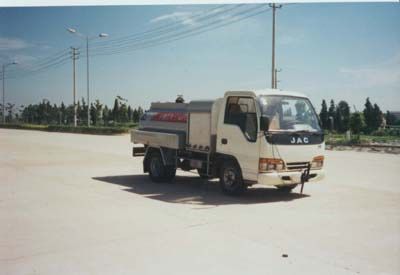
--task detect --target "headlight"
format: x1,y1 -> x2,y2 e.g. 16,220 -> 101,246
259,158 -> 285,172
311,155 -> 324,169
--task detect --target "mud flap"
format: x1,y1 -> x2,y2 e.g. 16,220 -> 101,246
300,163 -> 311,194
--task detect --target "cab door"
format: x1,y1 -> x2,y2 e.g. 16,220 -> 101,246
216,96 -> 260,181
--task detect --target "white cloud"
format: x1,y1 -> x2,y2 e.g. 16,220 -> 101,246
0,37 -> 31,51
150,11 -> 196,26
278,33 -> 305,46
13,54 -> 38,67
149,6 -> 238,27
339,51 -> 400,88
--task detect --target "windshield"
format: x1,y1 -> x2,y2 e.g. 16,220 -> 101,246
259,95 -> 321,132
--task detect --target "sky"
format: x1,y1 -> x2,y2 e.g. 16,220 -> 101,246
0,2 -> 399,112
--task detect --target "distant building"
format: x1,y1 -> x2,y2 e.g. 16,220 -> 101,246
390,111 -> 400,120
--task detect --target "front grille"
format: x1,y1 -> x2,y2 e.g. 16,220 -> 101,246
286,162 -> 309,171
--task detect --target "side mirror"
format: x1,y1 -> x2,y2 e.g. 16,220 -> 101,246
260,116 -> 270,132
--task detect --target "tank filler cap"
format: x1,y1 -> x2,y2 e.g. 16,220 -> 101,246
175,94 -> 185,103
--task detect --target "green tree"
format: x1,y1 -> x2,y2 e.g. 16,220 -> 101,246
102,105 -> 110,125
52,103 -> 60,124
65,104 -> 74,125
6,103 -> 16,122
349,112 -> 365,134
336,101 -> 350,133
372,103 -> 383,130
319,100 -> 329,130
137,106 -> 144,118
6,103 -> 15,122
60,102 -> 66,124
77,101 -> 82,125
363,98 -> 383,133
90,103 -> 97,125
119,102 -> 128,123
363,98 -> 374,133
127,106 -> 133,122
93,100 -> 103,125
132,107 -> 144,122
385,111 -> 397,125
328,99 -> 336,130
132,108 -> 139,122
112,98 -> 119,122
80,97 -> 88,125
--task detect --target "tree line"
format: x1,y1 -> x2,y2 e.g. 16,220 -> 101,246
319,97 -> 399,134
0,96 -> 144,126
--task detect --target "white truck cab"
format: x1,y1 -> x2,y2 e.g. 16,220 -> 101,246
132,89 -> 325,195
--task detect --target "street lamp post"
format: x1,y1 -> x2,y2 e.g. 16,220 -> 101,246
67,28 -> 108,127
2,61 -> 18,124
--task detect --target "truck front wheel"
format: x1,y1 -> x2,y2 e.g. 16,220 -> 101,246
148,151 -> 176,182
219,160 -> 246,195
275,184 -> 297,193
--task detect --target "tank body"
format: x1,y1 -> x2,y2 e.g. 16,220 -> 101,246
138,100 -> 215,151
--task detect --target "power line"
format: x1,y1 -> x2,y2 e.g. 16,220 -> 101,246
90,4 -> 245,51
4,4 -> 277,80
4,55 -> 71,80
2,49 -> 72,80
91,4 -> 266,54
92,4 -> 238,48
91,5 -> 271,57
5,48 -> 70,75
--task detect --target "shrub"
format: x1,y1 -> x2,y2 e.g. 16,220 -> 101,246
371,129 -> 386,136
0,123 -> 47,131
47,125 -> 129,135
0,123 -> 132,135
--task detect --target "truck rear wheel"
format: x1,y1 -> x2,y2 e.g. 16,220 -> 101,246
148,151 -> 176,182
197,168 -> 209,179
219,160 -> 246,195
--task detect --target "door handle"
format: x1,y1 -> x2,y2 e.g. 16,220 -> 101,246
221,138 -> 228,144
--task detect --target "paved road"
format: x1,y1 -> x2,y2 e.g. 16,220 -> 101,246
1,129 -> 399,275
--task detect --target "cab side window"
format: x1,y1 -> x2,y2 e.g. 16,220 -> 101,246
224,96 -> 258,142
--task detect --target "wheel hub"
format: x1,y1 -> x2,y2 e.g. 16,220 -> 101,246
150,158 -> 161,177
223,169 -> 236,187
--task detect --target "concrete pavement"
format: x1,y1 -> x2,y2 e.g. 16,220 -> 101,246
1,129 -> 399,275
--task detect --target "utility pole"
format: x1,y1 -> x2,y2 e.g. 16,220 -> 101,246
86,36 -> 90,127
274,68 -> 281,89
71,47 -> 79,127
67,28 -> 108,128
269,3 -> 282,89
1,67 -> 4,123
1,61 -> 17,124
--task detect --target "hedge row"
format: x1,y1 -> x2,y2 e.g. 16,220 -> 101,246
0,123 -> 48,131
0,123 -> 131,135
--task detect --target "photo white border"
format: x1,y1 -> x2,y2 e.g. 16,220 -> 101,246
0,0 -> 397,8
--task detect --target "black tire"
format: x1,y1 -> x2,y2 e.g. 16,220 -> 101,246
197,168 -> 209,179
148,151 -> 176,182
164,165 -> 176,181
275,184 -> 297,193
219,160 -> 246,195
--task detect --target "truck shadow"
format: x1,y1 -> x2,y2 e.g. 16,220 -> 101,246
92,174 -> 309,205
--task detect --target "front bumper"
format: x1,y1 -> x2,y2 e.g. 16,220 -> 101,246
257,169 -> 325,186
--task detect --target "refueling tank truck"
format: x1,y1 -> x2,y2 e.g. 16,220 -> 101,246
131,89 -> 325,195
